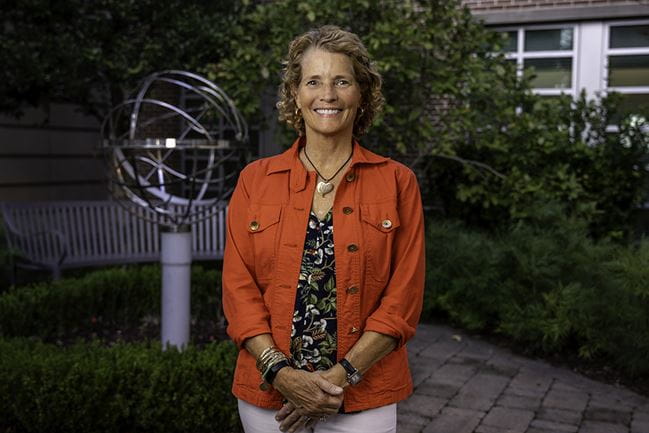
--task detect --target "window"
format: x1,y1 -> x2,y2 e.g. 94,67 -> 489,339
499,26 -> 576,96
605,23 -> 649,122
496,21 -> 649,124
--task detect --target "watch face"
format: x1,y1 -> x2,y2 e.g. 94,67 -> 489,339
348,372 -> 362,385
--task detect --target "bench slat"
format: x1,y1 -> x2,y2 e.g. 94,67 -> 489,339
1,201 -> 226,277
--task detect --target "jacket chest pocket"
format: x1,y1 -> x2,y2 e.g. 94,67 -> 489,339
360,202 -> 401,285
247,204 -> 282,284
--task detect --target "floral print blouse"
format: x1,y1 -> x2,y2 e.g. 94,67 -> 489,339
290,210 -> 337,371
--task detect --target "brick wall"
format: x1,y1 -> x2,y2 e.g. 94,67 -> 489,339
462,0 -> 644,12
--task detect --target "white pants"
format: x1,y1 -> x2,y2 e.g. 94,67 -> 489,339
238,399 -> 397,433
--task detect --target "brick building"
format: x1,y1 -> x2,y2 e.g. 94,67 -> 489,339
463,0 -> 649,115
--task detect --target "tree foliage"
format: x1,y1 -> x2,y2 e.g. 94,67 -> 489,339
2,0 -> 649,236
172,0 -> 649,237
0,0 -> 240,120
203,0 -> 509,153
427,92 -> 649,238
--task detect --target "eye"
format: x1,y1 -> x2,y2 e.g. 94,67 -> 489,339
335,79 -> 351,87
305,79 -> 318,87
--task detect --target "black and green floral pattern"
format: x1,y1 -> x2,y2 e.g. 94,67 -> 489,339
290,210 -> 337,371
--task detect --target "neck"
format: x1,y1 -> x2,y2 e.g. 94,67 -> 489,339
303,134 -> 354,168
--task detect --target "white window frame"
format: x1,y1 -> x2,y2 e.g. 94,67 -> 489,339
603,19 -> 649,100
494,20 -> 649,134
600,19 -> 649,133
496,23 -> 578,97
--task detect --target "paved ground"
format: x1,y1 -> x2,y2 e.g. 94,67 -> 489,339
398,323 -> 649,433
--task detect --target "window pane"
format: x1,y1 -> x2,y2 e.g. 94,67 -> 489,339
524,58 -> 572,88
610,93 -> 649,124
610,25 -> 649,49
525,29 -> 573,51
500,31 -> 517,52
608,55 -> 649,87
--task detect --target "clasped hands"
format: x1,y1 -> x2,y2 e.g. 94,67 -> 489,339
272,366 -> 346,433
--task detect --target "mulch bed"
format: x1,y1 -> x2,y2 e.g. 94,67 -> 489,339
44,316 -> 648,398
43,316 -> 227,348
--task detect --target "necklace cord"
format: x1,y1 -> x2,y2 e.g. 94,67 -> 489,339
303,147 -> 353,182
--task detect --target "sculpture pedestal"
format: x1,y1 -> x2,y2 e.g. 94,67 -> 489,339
160,226 -> 192,350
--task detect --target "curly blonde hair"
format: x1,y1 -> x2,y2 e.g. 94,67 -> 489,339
277,25 -> 384,137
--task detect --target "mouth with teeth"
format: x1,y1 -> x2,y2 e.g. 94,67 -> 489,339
314,108 -> 343,116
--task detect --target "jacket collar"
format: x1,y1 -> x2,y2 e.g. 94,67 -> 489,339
266,137 -> 389,192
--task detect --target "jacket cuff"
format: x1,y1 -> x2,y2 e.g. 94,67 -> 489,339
227,322 -> 272,349
364,314 -> 416,349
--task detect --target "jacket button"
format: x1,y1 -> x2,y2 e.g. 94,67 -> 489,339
347,286 -> 359,294
345,173 -> 356,182
347,244 -> 359,252
249,221 -> 260,231
343,206 -> 353,215
381,219 -> 392,229
350,327 -> 359,334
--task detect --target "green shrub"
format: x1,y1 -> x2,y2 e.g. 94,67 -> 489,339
0,265 -> 238,432
0,265 -> 222,340
565,242 -> 649,374
0,338 -> 240,433
426,93 -> 649,238
424,214 -> 649,376
423,220 -> 503,330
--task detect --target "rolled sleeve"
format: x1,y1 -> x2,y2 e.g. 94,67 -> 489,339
222,168 -> 272,348
364,168 -> 425,348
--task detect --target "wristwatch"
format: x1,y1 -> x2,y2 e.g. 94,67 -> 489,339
340,358 -> 362,385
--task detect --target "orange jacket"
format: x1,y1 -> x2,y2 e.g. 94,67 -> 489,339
222,137 -> 425,412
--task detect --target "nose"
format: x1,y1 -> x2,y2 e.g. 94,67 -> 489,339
320,83 -> 337,102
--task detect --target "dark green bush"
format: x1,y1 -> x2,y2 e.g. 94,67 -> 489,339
0,265 -> 238,433
0,265 -> 222,340
566,243 -> 649,374
425,93 -> 649,238
0,338 -> 239,433
424,213 -> 649,376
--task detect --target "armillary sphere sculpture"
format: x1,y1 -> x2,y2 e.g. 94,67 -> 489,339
101,70 -> 249,349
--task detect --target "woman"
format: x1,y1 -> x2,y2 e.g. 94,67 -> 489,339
222,25 -> 425,433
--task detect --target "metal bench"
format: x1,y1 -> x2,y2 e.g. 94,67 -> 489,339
0,201 -> 226,281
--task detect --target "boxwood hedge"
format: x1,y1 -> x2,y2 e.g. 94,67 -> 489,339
0,265 -> 241,433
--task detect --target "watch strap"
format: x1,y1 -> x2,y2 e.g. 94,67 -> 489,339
263,359 -> 291,385
340,358 -> 362,385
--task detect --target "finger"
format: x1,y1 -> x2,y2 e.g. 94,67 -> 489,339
279,407 -> 303,432
287,416 -> 310,433
315,376 -> 343,395
275,402 -> 295,422
305,416 -> 317,429
317,405 -> 340,416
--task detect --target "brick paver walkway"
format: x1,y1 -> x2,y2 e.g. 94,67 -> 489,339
399,323 -> 649,433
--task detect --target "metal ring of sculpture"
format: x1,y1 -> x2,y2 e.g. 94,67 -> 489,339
101,70 -> 249,228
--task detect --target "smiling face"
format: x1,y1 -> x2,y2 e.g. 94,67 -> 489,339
295,48 -> 362,141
